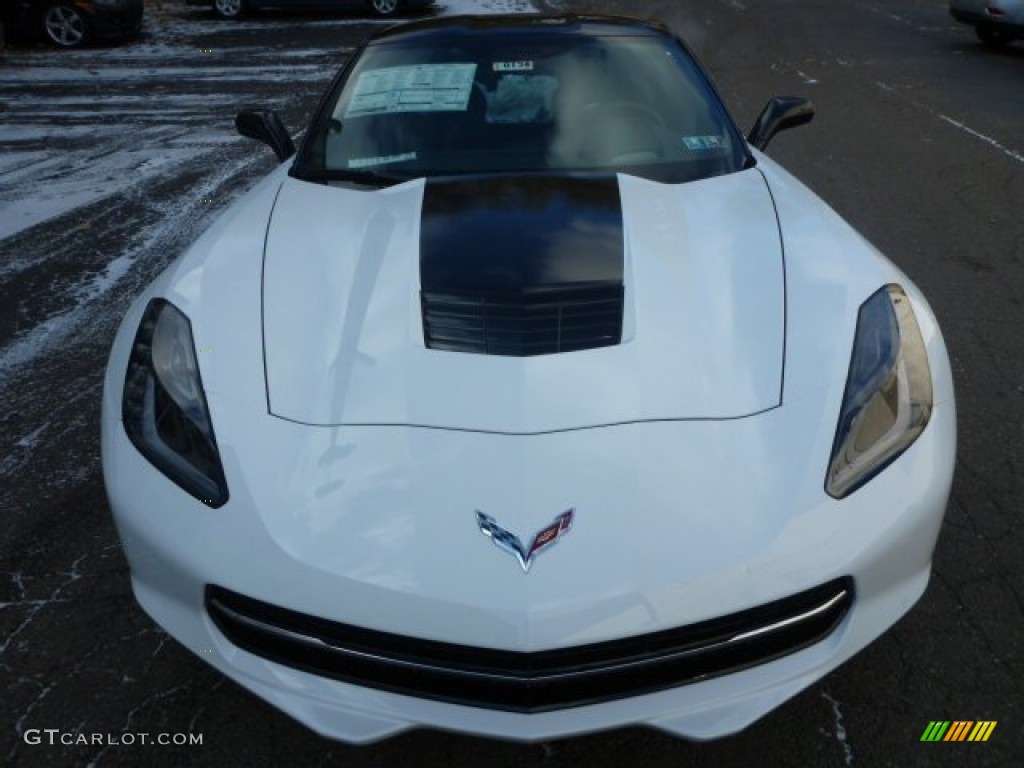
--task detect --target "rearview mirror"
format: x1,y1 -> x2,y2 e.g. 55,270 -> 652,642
236,110 -> 295,162
747,97 -> 814,151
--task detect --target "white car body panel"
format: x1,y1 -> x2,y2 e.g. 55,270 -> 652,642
262,170 -> 785,431
102,143 -> 955,742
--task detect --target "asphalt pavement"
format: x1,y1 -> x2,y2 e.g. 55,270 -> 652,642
1,1 -> 1021,766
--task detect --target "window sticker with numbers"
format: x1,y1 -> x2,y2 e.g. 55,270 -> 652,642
343,63 -> 478,118
493,61 -> 534,72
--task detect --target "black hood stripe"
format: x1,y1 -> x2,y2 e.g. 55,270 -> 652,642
419,174 -> 624,295
418,174 -> 625,356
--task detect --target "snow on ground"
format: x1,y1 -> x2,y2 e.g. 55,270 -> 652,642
0,149 -> 268,384
0,147 -> 199,243
0,62 -> 326,83
438,0 -> 536,13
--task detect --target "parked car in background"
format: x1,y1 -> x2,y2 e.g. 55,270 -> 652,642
187,0 -> 434,21
950,0 -> 1024,47
0,0 -> 143,48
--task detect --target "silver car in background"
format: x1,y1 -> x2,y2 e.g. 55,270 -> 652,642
951,0 -> 1024,47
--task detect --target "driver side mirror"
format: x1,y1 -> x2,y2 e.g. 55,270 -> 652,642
236,110 -> 295,162
747,97 -> 815,151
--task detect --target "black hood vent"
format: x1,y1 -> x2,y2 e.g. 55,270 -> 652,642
420,174 -> 625,356
422,285 -> 623,356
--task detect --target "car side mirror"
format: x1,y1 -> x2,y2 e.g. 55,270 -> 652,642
747,97 -> 815,151
236,110 -> 295,162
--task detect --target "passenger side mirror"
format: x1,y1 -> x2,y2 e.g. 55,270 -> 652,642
236,110 -> 295,162
747,97 -> 814,151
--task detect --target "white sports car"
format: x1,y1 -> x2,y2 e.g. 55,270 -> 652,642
102,14 -> 956,744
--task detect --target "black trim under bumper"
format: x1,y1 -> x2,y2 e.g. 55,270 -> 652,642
206,577 -> 854,713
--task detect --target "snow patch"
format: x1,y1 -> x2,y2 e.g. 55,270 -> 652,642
0,150 -> 263,384
437,0 -> 537,14
0,424 -> 52,477
16,424 -> 50,450
0,63 -> 324,84
821,691 -> 854,766
0,126 -> 129,146
0,148 -> 197,242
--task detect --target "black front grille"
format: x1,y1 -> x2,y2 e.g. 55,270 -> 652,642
421,285 -> 624,356
206,578 -> 854,713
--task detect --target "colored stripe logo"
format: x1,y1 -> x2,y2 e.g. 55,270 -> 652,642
920,721 -> 997,742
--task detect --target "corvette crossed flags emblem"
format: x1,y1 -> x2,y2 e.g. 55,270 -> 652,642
475,509 -> 574,572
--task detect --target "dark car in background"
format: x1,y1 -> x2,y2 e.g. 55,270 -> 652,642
950,0 -> 1024,47
187,0 -> 434,21
1,0 -> 143,48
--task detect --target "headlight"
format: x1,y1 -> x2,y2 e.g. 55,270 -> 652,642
826,285 -> 932,498
122,299 -> 229,507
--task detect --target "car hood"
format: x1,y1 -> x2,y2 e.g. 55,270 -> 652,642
262,169 -> 784,432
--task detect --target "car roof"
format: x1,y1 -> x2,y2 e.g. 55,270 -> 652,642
367,13 -> 674,46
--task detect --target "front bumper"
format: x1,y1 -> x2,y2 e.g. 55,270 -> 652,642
103,387 -> 954,742
205,577 -> 854,714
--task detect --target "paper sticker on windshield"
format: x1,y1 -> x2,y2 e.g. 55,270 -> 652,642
345,63 -> 477,118
486,75 -> 557,124
683,135 -> 725,150
493,61 -> 534,72
348,152 -> 416,169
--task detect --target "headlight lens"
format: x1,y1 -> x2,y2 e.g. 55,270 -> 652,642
122,299 -> 229,507
826,285 -> 932,498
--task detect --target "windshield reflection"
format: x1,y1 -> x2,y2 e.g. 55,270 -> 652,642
297,35 -> 746,184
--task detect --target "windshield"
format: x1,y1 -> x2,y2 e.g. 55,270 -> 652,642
295,34 -> 747,183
